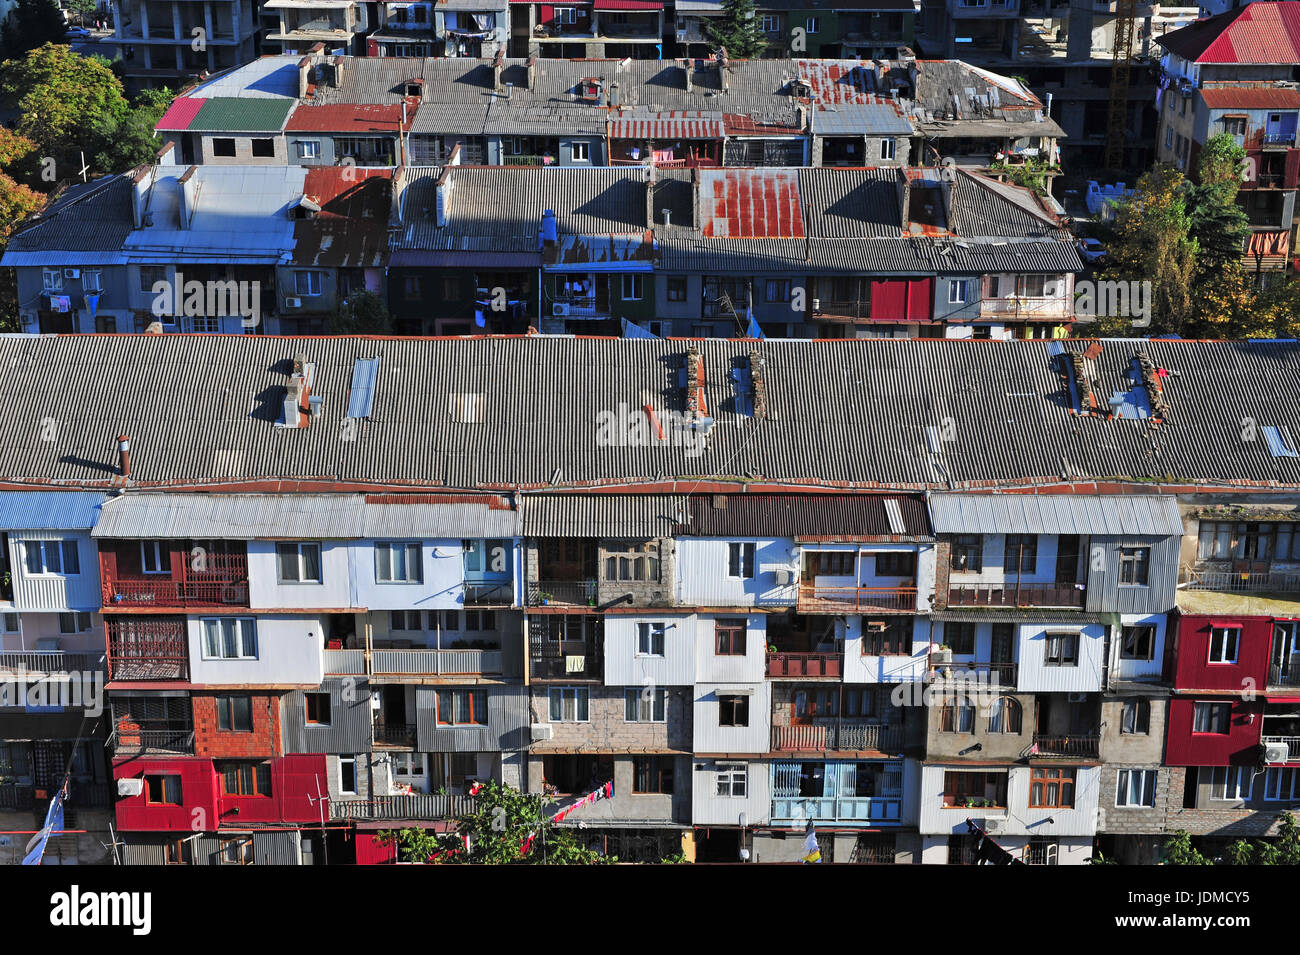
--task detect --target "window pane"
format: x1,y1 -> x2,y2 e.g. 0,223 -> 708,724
303,544 -> 321,581
61,540 -> 79,574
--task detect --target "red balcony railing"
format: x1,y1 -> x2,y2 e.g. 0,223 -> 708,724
106,619 -> 189,681
947,582 -> 1084,609
102,553 -> 249,609
798,584 -> 917,613
766,651 -> 842,678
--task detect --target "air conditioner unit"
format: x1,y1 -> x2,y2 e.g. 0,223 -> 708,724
1264,742 -> 1290,764
981,818 -> 1005,835
1067,692 -> 1087,703
64,268 -> 80,279
530,723 -> 553,742
552,303 -> 570,317
773,568 -> 794,586
285,297 -> 303,309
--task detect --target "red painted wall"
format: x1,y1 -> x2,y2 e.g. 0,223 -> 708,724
356,833 -> 398,865
1165,697 -> 1264,766
1171,613 -> 1274,691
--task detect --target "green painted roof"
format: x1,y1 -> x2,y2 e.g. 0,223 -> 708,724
189,97 -> 295,133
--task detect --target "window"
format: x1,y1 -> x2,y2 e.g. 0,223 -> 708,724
765,279 -> 792,303
805,16 -> 819,32
1044,632 -> 1079,667
941,771 -> 1006,808
1209,626 -> 1240,664
216,695 -> 253,732
81,269 -> 102,292
1004,534 -> 1037,573
667,276 -> 687,302
728,542 -> 755,579
95,315 -> 117,333
1193,701 -> 1231,734
305,693 -> 332,726
1015,274 -> 1048,298
140,540 -> 167,574
571,141 -> 589,161
375,541 -> 423,583
276,542 -> 322,583
201,617 -> 258,660
761,14 -> 780,31
718,694 -> 750,727
874,551 -> 916,577
464,610 -> 496,631
391,610 -> 423,632
843,687 -> 876,718
987,696 -> 1022,734
403,275 -> 422,299
42,268 -> 63,291
251,138 -> 276,158
220,761 -> 272,797
548,687 -> 589,722
1120,698 -> 1150,735
1118,547 -> 1150,586
1263,767 -> 1299,801
715,618 -> 747,656
793,688 -> 838,719
212,138 -> 237,157
218,837 -> 253,865
1210,766 -> 1253,801
145,774 -> 182,805
57,612 -> 92,633
945,622 -> 976,655
1026,837 -> 1058,866
636,622 -> 665,656
624,687 -> 667,722
441,277 -> 460,301
633,755 -> 674,794
294,271 -> 323,297
339,755 -> 357,795
1116,769 -> 1157,807
861,618 -> 911,656
716,763 -> 747,797
436,688 -> 488,726
950,534 -> 983,572
948,279 -> 968,304
604,541 -> 660,581
1030,766 -> 1076,808
621,274 -> 643,301
1165,126 -> 1174,149
939,696 -> 975,733
139,266 -> 166,293
879,137 -> 896,161
165,840 -> 193,864
23,539 -> 80,575
1121,624 -> 1156,661
297,140 -> 321,160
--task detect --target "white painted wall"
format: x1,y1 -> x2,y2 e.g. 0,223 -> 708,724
603,613 -> 697,686
1111,613 -> 1166,682
949,533 -> 1061,586
350,539 -> 466,611
186,614 -> 325,685
693,681 -> 771,754
843,616 -> 935,683
675,538 -> 798,607
0,612 -> 102,654
917,764 -> 1101,838
694,613 -> 766,684
691,758 -> 771,826
1016,621 -> 1105,692
247,540 -> 353,610
8,532 -> 100,612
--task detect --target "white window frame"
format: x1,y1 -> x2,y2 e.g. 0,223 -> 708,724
761,14 -> 780,31
1210,765 -> 1253,801
1264,767 -> 1298,802
624,687 -> 667,723
728,541 -> 756,579
81,269 -> 103,292
24,539 -> 79,576
297,140 -> 321,160
1208,626 -> 1240,664
621,273 -> 644,301
554,6 -> 577,23
805,16 -> 819,32
548,686 -> 589,722
201,617 -> 259,661
948,279 -> 968,304
1192,701 -> 1231,734
140,540 -> 168,575
276,541 -> 323,584
1115,769 -> 1157,807
375,541 -> 423,584
339,755 -> 357,795
570,141 -> 590,161
879,137 -> 896,161
294,270 -> 323,297
636,621 -> 666,657
716,762 -> 748,797
42,268 -> 63,292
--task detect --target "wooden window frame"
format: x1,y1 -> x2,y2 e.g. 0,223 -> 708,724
715,618 -> 747,656
435,688 -> 488,726
305,692 -> 332,727
1029,766 -> 1076,809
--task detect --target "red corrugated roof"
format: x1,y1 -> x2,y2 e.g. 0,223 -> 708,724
794,59 -> 884,106
155,97 -> 206,131
592,0 -> 662,8
1160,1 -> 1300,63
302,166 -> 393,212
699,168 -> 804,239
609,111 -> 723,140
286,102 -> 416,133
723,113 -> 801,135
1200,85 -> 1300,109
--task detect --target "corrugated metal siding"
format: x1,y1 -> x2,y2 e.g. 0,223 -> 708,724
253,829 -> 302,865
8,532 -> 100,611
121,842 -> 166,865
282,679 -> 374,754
930,495 -> 1184,536
522,494 -> 683,537
415,684 -> 528,752
1085,535 -> 1181,614
679,494 -> 930,537
0,492 -> 105,530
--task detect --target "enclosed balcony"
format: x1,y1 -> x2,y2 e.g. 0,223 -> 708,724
100,541 -> 249,610
529,615 -> 603,680
798,548 -> 919,614
947,581 -> 1084,608
109,696 -> 194,756
529,538 -> 599,608
766,613 -> 841,677
770,761 -> 904,826
770,722 -> 904,754
0,650 -> 105,679
927,659 -> 1018,688
106,617 -> 189,681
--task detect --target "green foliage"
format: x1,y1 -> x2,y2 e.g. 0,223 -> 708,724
990,157 -> 1055,196
0,169 -> 44,330
329,289 -> 394,335
0,0 -> 66,60
704,0 -> 766,59
1164,813 -> 1300,865
1162,830 -> 1211,865
91,86 -> 177,174
439,780 -> 610,865
64,0 -> 97,24
374,827 -> 445,864
1187,133 -> 1250,280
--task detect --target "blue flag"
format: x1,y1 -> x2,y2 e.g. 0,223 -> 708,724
22,789 -> 64,865
746,313 -> 765,340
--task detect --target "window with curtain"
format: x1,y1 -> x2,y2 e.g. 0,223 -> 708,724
201,618 -> 258,659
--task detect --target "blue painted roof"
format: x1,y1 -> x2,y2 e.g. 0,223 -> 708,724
0,492 -> 106,530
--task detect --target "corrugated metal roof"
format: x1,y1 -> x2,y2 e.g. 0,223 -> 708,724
699,168 -> 804,239
286,103 -> 414,133
0,491 -> 106,529
522,494 -> 684,536
1199,86 -> 1300,109
347,357 -> 380,418
609,111 -> 724,140
676,494 -> 931,537
928,494 -> 1184,536
1158,1 -> 1300,64
188,98 -> 296,133
814,104 -> 912,135
156,97 -> 207,131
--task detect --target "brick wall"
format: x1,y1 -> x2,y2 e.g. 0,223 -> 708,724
193,692 -> 283,759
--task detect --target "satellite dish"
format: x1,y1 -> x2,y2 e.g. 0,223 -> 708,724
940,157 -> 957,181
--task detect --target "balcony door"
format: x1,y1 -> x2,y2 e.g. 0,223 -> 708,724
1273,622 -> 1299,683
540,539 -> 596,580
990,623 -> 1014,666
1054,535 -> 1080,584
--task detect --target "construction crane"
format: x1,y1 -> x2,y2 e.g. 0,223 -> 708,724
1104,0 -> 1140,172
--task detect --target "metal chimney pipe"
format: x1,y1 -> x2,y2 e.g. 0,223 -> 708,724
117,434 -> 131,477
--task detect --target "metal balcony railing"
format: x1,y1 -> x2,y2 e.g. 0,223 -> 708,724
106,620 -> 189,681
463,581 -> 513,605
797,584 -> 917,613
530,645 -> 601,680
0,783 -> 34,811
1263,735 -> 1300,761
372,648 -> 502,677
108,726 -> 195,755
1029,734 -> 1100,758
0,651 -> 105,676
1182,569 -> 1300,594
373,721 -> 417,747
103,553 -> 249,609
331,793 -> 472,820
527,579 -> 598,607
928,660 -> 1018,687
770,795 -> 902,824
1262,133 -> 1296,148
771,723 -> 904,753
947,581 -> 1084,608
766,651 -> 842,678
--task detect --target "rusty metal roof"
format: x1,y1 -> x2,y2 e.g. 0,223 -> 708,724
699,168 -> 805,239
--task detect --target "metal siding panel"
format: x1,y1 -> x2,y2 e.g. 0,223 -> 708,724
283,679 -> 373,754
253,829 -> 302,865
122,842 -> 166,865
9,532 -> 99,611
416,685 -> 527,752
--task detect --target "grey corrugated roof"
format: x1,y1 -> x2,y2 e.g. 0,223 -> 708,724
522,495 -> 684,537
7,336 -> 1300,492
928,494 -> 1185,536
949,170 -> 1065,238
799,167 -> 902,238
3,174 -> 136,259
814,104 -> 914,135
0,491 -> 106,529
677,494 -> 931,537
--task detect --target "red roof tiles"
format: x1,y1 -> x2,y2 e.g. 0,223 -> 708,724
1159,1 -> 1300,64
155,97 -> 206,131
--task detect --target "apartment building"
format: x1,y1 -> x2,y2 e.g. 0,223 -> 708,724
1155,1 -> 1300,277
0,335 -> 1296,863
108,0 -> 260,90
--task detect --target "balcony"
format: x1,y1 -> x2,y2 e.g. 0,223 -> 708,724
0,651 -> 105,678
527,579 -> 598,607
106,619 -> 189,682
1262,133 -> 1296,149
108,724 -> 195,756
464,581 -> 513,606
530,643 -> 601,680
947,581 -> 1084,609
331,793 -> 473,821
0,783 -> 34,811
771,722 -> 904,753
770,795 -> 902,825
1028,734 -> 1100,758
373,721 -> 417,747
1271,661 -> 1300,688
1181,569 -> 1300,594
102,553 -> 249,609
372,648 -> 503,677
324,648 -> 367,676
978,297 -> 1071,319
927,660 -> 1018,687
767,651 -> 842,679
1263,735 -> 1300,761
797,583 -> 917,613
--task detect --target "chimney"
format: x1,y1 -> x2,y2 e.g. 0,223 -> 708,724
609,81 -> 620,108
156,140 -> 178,166
680,58 -> 692,92
493,48 -> 505,92
435,167 -> 453,226
331,54 -> 346,89
297,55 -> 312,101
281,356 -> 316,429
177,166 -> 199,229
131,166 -> 151,228
116,434 -> 131,478
527,55 -> 538,90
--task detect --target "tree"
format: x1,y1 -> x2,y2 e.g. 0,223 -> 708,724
0,127 -> 43,187
1164,812 -> 1300,864
374,827 -> 445,864
64,0 -> 97,26
0,0 -> 66,60
1187,132 -> 1250,280
705,0 -> 766,59
1104,164 -> 1197,334
91,86 -> 176,174
329,289 -> 394,335
0,170 -> 46,330
0,44 -> 128,176
1161,830 -> 1211,865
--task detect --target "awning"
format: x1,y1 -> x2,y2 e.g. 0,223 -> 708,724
928,494 -> 1183,536
610,113 -> 723,140
593,0 -> 662,8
